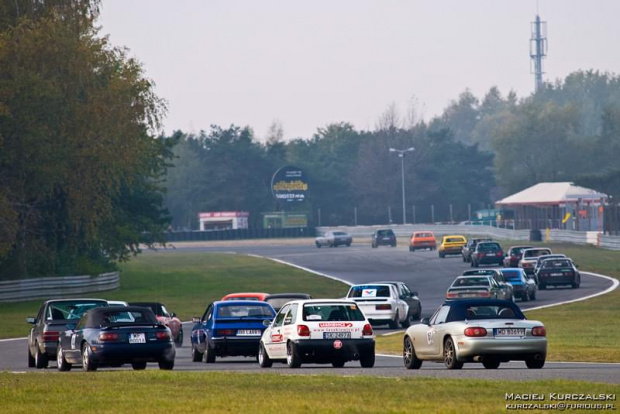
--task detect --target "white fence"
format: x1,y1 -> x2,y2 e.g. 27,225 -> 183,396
599,234 -> 620,250
0,272 -> 120,303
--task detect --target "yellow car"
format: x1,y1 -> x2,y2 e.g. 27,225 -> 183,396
438,235 -> 467,258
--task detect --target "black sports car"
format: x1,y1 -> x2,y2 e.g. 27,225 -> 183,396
56,306 -> 176,371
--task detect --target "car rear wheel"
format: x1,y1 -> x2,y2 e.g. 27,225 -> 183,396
443,337 -> 463,370
82,343 -> 97,372
258,343 -> 272,368
175,329 -> 183,347
286,341 -> 301,368
332,360 -> 345,368
401,312 -> 414,329
28,347 -> 35,368
34,342 -> 48,369
346,243 -> 351,247
204,342 -> 216,363
403,336 -> 422,369
525,356 -> 545,369
388,312 -> 399,329
409,246 -> 414,252
530,289 -> 537,300
360,352 -> 375,368
132,362 -> 147,370
522,290 -> 529,302
56,344 -> 72,372
158,358 -> 174,370
191,344 -> 203,362
571,276 -> 580,289
482,358 -> 501,369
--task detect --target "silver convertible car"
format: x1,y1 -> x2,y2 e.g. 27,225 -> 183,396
402,299 -> 547,370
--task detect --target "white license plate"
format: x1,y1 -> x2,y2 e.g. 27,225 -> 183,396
129,333 -> 146,344
550,273 -> 563,276
461,293 -> 477,297
324,332 -> 351,339
237,329 -> 261,336
486,253 -> 496,256
494,328 -> 525,336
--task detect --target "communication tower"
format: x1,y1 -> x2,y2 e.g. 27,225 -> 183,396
530,15 -> 548,92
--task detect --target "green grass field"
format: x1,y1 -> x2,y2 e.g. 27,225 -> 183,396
1,371 -> 617,414
0,252 -> 347,339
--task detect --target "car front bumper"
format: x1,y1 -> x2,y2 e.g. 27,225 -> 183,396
292,338 -> 375,363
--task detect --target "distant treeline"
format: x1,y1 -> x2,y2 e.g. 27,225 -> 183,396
165,71 -> 620,230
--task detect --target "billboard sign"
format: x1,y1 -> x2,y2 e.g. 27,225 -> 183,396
271,166 -> 308,203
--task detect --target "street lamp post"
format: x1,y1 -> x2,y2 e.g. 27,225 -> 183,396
389,147 -> 415,225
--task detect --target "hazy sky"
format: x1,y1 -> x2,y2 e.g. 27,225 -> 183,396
98,1 -> 620,140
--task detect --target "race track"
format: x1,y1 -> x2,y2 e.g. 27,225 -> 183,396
2,241 -> 618,383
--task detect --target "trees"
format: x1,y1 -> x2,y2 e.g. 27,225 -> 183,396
0,1 -> 170,277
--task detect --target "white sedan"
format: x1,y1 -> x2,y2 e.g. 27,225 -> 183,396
345,283 -> 409,328
315,231 -> 352,248
258,299 -> 375,368
403,299 -> 547,370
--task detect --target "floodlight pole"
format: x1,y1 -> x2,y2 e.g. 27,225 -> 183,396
389,147 -> 415,225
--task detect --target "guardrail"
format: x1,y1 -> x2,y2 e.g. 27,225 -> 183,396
599,234 -> 620,250
160,227 -> 315,243
0,272 -> 120,303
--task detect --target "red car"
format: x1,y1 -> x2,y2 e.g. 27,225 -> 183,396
128,302 -> 183,347
503,246 -> 534,267
221,292 -> 269,301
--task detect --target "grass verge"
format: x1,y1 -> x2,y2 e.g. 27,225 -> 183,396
376,241 -> 620,362
0,252 -> 347,339
1,371 -> 617,414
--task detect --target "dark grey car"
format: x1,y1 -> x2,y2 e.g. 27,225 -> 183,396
27,298 -> 108,368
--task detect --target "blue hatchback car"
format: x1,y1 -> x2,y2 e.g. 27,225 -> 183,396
502,268 -> 537,302
190,300 -> 276,363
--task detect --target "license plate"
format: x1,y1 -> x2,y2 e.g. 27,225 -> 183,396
461,293 -> 477,297
494,328 -> 525,336
237,329 -> 261,336
486,253 -> 495,256
129,333 -> 146,344
323,332 -> 351,339
550,273 -> 563,276
383,237 -> 391,241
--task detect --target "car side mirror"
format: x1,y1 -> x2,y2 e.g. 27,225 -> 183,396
170,312 -> 177,318
191,317 -> 201,324
262,319 -> 271,327
411,291 -> 419,298
421,317 -> 430,325
26,317 -> 35,324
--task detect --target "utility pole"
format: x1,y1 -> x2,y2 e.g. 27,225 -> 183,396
389,147 -> 415,225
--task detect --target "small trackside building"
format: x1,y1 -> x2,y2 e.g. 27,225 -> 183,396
198,212 -> 249,231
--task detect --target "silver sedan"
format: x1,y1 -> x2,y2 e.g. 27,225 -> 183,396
403,299 -> 547,370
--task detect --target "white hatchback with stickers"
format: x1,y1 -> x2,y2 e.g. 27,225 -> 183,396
258,299 -> 375,368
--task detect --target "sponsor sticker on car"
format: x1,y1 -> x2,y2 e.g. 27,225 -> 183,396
362,289 -> 377,297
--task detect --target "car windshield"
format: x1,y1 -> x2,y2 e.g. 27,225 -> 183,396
501,270 -> 523,281
217,304 -> 273,318
415,233 -> 433,238
542,259 -> 571,268
302,303 -> 365,322
445,237 -> 464,243
348,285 -> 391,298
524,249 -> 551,258
449,304 -> 525,321
47,300 -> 107,321
452,277 -> 490,287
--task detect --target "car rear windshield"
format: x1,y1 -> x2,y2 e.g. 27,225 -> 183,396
524,249 -> 551,258
452,277 -> 490,287
542,259 -> 571,268
445,237 -> 465,243
47,300 -> 107,321
448,304 -> 525,321
303,304 -> 365,322
478,243 -> 501,251
217,304 -> 273,318
415,233 -> 433,238
333,232 -> 347,236
100,309 -> 157,325
377,230 -> 394,236
348,285 -> 391,298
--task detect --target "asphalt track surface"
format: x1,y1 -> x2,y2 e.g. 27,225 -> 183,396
3,241 -> 619,383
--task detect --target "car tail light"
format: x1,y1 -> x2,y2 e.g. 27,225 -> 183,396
464,327 -> 487,337
496,251 -> 503,257
362,324 -> 373,336
98,332 -> 120,342
477,253 -> 484,258
216,329 -> 236,336
155,331 -> 171,341
446,292 -> 458,298
478,291 -> 491,297
297,325 -> 310,337
532,326 -> 546,336
375,304 -> 392,310
42,331 -> 60,342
